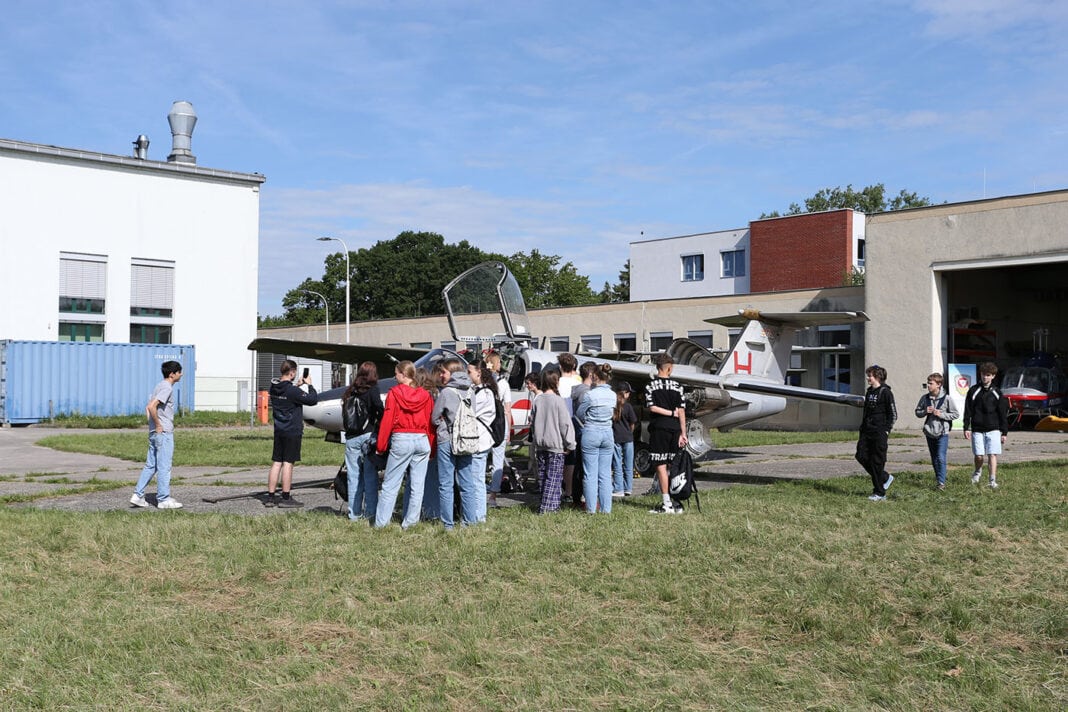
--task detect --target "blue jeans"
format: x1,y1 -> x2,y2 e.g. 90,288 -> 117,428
926,433 -> 949,486
135,431 -> 174,502
436,439 -> 466,530
581,427 -> 614,514
457,450 -> 489,525
422,456 -> 441,520
375,433 -> 430,529
344,432 -> 375,520
612,440 -> 634,494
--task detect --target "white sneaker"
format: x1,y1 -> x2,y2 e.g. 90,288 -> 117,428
649,503 -> 681,515
868,494 -> 886,502
157,498 -> 184,510
988,479 -> 998,489
883,474 -> 894,492
129,493 -> 149,508
971,471 -> 981,484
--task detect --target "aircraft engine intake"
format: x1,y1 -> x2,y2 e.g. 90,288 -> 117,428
685,386 -> 733,416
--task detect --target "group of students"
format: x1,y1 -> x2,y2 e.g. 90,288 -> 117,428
341,354 -> 511,530
856,361 -> 1010,501
524,351 -> 687,516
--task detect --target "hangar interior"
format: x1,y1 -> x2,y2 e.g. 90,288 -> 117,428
943,261 -> 1067,370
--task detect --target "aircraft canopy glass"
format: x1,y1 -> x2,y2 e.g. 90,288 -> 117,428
442,261 -> 531,341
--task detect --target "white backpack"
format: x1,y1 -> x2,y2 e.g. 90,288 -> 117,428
451,391 -> 482,456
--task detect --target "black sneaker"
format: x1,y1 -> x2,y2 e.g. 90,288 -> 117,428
264,493 -> 277,508
278,495 -> 304,509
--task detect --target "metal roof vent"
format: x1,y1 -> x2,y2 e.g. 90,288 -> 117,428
132,135 -> 150,159
166,100 -> 197,164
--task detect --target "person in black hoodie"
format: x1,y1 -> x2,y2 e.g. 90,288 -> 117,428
266,359 -> 318,508
856,364 -> 897,501
342,361 -> 384,521
963,361 -> 1009,488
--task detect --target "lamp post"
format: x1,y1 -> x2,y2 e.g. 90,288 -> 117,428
317,236 -> 350,343
299,289 -> 329,341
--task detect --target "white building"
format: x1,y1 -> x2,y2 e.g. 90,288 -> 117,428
0,103 -> 265,411
629,227 -> 750,301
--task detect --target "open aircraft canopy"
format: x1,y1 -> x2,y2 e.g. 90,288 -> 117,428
443,261 -> 531,342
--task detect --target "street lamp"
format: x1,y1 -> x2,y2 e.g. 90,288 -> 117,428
298,289 -> 329,341
317,236 -> 350,343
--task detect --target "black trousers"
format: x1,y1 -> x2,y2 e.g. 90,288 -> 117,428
856,430 -> 890,495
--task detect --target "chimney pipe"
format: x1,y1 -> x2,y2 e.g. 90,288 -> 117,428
166,100 -> 197,164
132,135 -> 150,160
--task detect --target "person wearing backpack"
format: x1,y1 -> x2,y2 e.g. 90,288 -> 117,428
467,359 -> 499,522
915,372 -> 959,491
531,368 -> 576,513
342,361 -> 384,521
431,359 -> 478,529
374,361 -> 435,530
576,363 -> 617,514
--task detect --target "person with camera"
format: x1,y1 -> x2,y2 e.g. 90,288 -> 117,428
265,359 -> 318,508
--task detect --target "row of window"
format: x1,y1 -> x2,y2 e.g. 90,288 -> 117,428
404,331 -> 720,354
57,253 -> 175,343
681,250 -> 746,282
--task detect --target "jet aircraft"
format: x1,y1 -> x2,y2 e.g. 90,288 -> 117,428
249,261 -> 867,471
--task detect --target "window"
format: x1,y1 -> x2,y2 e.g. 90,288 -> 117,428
550,336 -> 570,352
59,322 -> 104,342
130,259 -> 175,344
857,239 -> 866,267
727,328 -> 742,351
580,334 -> 602,351
614,333 -> 637,351
818,326 -> 852,348
721,249 -> 746,278
681,254 -> 704,282
410,341 -> 432,349
687,330 -> 713,349
440,340 -> 456,351
650,331 -> 673,352
823,353 -> 852,393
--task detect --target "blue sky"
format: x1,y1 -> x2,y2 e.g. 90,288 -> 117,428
3,1 -> 1066,316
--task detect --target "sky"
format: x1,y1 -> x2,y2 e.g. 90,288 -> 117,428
3,0 -> 1067,317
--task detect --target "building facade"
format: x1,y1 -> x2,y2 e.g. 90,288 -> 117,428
0,118 -> 264,412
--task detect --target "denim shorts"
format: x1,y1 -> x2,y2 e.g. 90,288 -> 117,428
971,430 -> 1002,456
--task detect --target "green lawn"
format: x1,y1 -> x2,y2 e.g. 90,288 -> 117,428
0,457 -> 1064,709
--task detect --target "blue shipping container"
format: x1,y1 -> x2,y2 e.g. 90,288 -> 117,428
0,341 -> 196,424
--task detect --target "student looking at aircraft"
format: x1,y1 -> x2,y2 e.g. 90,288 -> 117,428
646,353 -> 688,515
531,368 -> 576,513
856,364 -> 897,501
567,360 -> 596,506
130,360 -> 184,510
611,382 -> 638,498
265,359 -> 319,508
431,359 -> 475,529
914,372 -> 959,491
576,363 -> 617,514
467,359 -> 499,522
408,367 -> 441,522
485,352 -> 512,510
374,360 -> 434,529
963,361 -> 1009,489
342,361 -> 384,521
556,353 -> 582,503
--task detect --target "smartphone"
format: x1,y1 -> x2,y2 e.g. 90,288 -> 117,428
302,367 -> 310,380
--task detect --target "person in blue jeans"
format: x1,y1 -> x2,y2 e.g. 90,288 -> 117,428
431,359 -> 477,529
374,361 -> 434,529
611,381 -> 638,497
915,372 -> 959,491
131,360 -> 184,509
576,363 -> 617,514
342,361 -> 384,521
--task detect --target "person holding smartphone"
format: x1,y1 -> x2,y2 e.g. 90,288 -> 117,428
265,359 -> 318,508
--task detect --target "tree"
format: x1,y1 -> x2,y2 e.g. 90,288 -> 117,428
760,184 -> 932,218
598,260 -> 630,303
502,250 -> 597,309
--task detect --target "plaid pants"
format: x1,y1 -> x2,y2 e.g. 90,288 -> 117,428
537,450 -> 565,513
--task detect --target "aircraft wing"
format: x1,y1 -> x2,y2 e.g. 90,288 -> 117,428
248,337 -> 428,366
601,358 -> 865,407
705,310 -> 869,328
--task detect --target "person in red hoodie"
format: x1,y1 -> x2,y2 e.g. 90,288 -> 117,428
374,360 -> 435,529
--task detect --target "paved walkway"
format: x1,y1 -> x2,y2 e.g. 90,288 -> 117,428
2,426 -> 1065,516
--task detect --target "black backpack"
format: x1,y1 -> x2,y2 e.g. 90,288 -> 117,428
333,465 -> 349,504
342,391 -> 369,434
480,388 -> 508,448
668,450 -> 700,512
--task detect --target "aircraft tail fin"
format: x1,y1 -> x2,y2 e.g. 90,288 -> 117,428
706,309 -> 868,383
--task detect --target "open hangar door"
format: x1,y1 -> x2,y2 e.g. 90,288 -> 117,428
941,260 -> 1068,425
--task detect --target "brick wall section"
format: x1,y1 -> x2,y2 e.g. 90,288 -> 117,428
749,210 -> 854,292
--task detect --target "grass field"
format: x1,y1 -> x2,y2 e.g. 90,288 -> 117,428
0,452 -> 1064,709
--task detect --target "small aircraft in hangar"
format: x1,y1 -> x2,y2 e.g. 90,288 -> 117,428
249,261 -> 867,470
